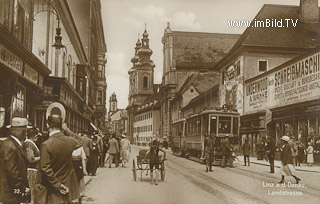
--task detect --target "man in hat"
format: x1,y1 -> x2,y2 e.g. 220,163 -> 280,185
279,135 -> 301,184
0,117 -> 31,204
39,114 -> 83,203
120,134 -> 131,168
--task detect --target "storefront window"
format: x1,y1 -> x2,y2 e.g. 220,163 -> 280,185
12,84 -> 25,117
0,107 -> 5,128
284,121 -> 294,137
309,117 -> 319,136
0,0 -> 10,29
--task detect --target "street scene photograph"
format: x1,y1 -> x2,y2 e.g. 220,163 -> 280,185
0,0 -> 320,204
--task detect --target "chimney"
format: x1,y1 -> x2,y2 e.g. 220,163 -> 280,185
300,0 -> 319,23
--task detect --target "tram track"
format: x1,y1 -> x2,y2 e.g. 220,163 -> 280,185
166,158 -> 271,204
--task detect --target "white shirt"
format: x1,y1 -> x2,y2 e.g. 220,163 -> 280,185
49,130 -> 61,137
11,135 -> 22,147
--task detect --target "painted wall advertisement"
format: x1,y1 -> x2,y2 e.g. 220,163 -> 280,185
244,51 -> 320,114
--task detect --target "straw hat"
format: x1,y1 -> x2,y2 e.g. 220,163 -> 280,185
6,117 -> 32,129
281,135 -> 290,142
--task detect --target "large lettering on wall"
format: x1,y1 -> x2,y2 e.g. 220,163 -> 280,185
244,51 -> 320,114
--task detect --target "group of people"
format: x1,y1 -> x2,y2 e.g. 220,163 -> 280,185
0,113 -> 124,204
204,135 -> 234,172
107,134 -> 131,168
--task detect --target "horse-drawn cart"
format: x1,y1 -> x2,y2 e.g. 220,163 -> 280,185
132,149 -> 165,181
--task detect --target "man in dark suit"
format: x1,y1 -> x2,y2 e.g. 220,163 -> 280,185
0,117 -> 31,204
266,136 -> 276,173
40,114 -> 83,204
108,134 -> 119,168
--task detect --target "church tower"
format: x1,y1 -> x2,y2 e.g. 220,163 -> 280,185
128,26 -> 155,106
109,92 -> 117,117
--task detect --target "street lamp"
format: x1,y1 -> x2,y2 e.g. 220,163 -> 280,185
33,0 -> 64,49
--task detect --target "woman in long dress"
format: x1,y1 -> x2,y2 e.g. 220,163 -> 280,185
306,142 -> 314,166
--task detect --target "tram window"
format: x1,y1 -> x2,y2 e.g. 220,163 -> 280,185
218,116 -> 231,134
210,116 -> 217,133
233,117 -> 239,134
204,115 -> 209,134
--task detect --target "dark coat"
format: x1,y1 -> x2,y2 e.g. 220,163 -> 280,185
0,136 -> 29,203
242,143 -> 250,156
266,140 -> 276,155
80,136 -> 93,157
204,137 -> 214,153
108,138 -> 119,154
281,143 -> 294,165
40,132 -> 82,204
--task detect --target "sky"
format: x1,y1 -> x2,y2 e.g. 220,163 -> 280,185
101,0 -> 310,110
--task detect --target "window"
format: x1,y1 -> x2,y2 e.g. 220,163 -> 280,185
210,115 -> 217,133
233,117 -> 239,135
12,84 -> 25,117
143,76 -> 148,88
97,65 -> 103,78
190,89 -> 194,93
258,60 -> 267,72
67,55 -> 72,81
0,0 -> 10,29
222,71 -> 225,85
218,116 -> 231,134
97,90 -> 102,105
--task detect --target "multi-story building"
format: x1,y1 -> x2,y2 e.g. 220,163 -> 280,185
108,92 -> 117,119
0,0 -> 107,134
160,23 -> 240,144
215,0 -> 320,156
127,28 -> 158,143
109,108 -> 127,137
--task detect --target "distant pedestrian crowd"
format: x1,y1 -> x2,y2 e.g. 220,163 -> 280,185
0,113 -> 131,204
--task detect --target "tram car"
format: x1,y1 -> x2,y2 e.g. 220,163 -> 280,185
171,106 -> 240,165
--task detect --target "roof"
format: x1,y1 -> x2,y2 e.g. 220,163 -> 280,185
174,72 -> 220,102
171,31 -> 240,69
181,84 -> 219,111
216,4 -> 320,69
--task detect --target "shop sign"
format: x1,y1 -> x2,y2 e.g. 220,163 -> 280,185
0,44 -> 23,74
24,64 -> 38,85
244,51 -> 320,113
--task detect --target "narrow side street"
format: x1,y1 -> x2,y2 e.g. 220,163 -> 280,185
83,146 -> 320,204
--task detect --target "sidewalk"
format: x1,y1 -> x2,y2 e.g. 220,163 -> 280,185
236,156 -> 320,173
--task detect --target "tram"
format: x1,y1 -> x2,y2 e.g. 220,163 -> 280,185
171,106 -> 240,165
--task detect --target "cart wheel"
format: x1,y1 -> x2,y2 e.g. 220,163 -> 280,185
161,162 -> 165,181
132,159 -> 137,181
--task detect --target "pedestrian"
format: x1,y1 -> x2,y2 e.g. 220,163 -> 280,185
266,136 -> 276,173
23,126 -> 41,204
306,142 -> 314,167
221,136 -> 233,168
120,134 -> 131,168
241,139 -> 250,166
91,135 -> 100,176
145,138 -> 166,185
204,136 -> 214,172
256,141 -> 262,160
108,134 -> 119,168
38,114 -> 82,204
97,134 -> 104,167
72,146 -> 88,202
297,139 -> 305,166
80,133 -> 93,174
279,135 -> 301,184
0,117 -> 31,204
289,137 -> 298,166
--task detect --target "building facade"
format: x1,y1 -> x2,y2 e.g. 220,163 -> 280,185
160,23 -> 240,145
0,0 -> 107,134
127,28 -> 156,143
215,1 -> 320,156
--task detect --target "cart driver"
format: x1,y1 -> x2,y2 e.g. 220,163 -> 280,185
145,137 -> 166,185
